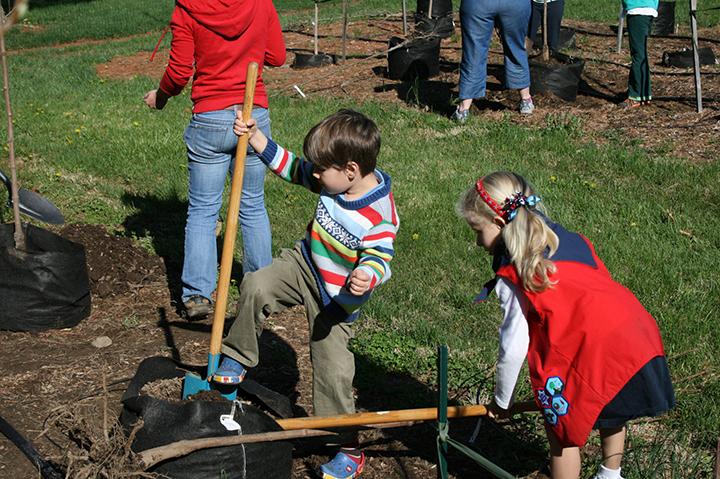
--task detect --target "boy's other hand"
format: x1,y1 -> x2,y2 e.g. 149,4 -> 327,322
346,269 -> 371,296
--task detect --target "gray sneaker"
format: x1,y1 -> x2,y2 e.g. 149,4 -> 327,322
451,106 -> 470,123
519,98 -> 535,115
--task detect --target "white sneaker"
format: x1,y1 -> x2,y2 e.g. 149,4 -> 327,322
451,106 -> 470,123
519,98 -> 535,114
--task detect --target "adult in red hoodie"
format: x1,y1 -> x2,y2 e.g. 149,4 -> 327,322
143,0 -> 286,319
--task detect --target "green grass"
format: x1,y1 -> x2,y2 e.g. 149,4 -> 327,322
1,0 -> 719,476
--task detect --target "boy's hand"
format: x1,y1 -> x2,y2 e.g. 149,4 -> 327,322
233,114 -> 268,154
233,116 -> 258,138
486,398 -> 511,420
346,269 -> 371,296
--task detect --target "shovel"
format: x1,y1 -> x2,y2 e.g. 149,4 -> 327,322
0,167 -> 64,225
182,62 -> 260,400
274,400 -> 541,430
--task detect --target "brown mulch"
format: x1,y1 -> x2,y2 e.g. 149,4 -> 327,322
0,14 -> 718,479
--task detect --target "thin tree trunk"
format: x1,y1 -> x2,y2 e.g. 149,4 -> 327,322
1,8 -> 24,249
542,0 -> 549,61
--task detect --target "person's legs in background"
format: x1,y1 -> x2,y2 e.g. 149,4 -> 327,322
497,0 -> 533,113
625,14 -> 653,104
453,0 -> 498,120
236,107 -> 273,275
181,107 -> 273,318
182,111 -> 235,317
544,0 -> 566,52
527,0 -> 544,47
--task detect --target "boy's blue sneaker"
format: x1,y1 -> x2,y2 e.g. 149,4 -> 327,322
212,356 -> 247,384
317,451 -> 365,479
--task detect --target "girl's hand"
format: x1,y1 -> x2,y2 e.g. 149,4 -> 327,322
346,269 -> 371,296
233,115 -> 258,138
486,398 -> 511,420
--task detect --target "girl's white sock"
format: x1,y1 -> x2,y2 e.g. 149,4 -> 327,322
595,464 -> 623,479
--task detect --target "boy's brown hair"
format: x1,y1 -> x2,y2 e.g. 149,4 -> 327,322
303,109 -> 380,176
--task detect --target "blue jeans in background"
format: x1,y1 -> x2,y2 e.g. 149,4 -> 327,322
181,107 -> 273,304
458,0 -> 531,100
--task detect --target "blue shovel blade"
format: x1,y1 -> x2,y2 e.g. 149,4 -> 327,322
182,353 -> 238,400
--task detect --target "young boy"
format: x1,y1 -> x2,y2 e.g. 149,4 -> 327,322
217,109 -> 399,479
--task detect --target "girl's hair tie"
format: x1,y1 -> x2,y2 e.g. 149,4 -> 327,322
475,178 -> 506,218
476,180 -> 541,221
504,190 -> 541,221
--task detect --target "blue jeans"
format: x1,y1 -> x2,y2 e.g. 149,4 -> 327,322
181,107 -> 273,303
458,0 -> 531,100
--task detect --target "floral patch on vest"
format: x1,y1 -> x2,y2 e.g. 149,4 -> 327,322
537,376 -> 570,426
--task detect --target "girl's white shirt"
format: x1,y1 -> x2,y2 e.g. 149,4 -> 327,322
494,277 -> 532,409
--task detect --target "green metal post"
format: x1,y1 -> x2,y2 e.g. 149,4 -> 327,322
437,345 -> 449,479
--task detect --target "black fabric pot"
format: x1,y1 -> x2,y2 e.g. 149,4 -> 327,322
652,1 -> 675,36
532,27 -> 577,52
414,15 -> 454,39
387,36 -> 441,80
0,223 -> 91,331
529,52 -> 586,102
291,52 -> 335,69
662,46 -> 716,68
416,0 -> 452,18
120,356 -> 292,479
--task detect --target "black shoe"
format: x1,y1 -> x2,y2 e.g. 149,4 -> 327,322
184,295 -> 210,319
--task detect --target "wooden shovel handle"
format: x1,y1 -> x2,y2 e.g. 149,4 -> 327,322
275,401 -> 540,431
208,62 -> 260,357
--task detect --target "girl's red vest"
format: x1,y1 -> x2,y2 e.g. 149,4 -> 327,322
494,220 -> 666,447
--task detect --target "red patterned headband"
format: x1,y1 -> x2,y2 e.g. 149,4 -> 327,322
475,178 -> 507,219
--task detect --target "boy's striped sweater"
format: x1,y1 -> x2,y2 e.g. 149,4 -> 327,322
258,139 -> 399,322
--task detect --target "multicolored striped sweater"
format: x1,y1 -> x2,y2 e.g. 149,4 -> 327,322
258,139 -> 399,322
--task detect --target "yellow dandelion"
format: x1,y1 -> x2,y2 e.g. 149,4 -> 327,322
551,176 -> 556,180
75,129 -> 80,133
412,233 -> 419,240
133,122 -> 138,126
631,222 -> 637,226
56,173 -> 61,177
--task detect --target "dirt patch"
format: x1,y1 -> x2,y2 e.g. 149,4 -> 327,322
0,16 -> 717,479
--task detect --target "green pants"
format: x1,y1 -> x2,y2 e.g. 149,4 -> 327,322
626,14 -> 653,102
221,242 -> 357,420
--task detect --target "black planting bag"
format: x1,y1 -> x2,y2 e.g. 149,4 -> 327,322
0,223 -> 91,331
120,356 -> 292,479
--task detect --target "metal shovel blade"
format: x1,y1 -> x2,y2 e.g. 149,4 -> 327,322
0,167 -> 64,225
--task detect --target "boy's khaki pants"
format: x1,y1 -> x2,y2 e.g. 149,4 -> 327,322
221,242 -> 357,421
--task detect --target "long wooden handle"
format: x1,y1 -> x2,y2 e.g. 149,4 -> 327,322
208,62 -> 260,358
276,401 -> 540,431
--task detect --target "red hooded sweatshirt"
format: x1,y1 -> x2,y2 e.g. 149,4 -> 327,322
159,0 -> 286,113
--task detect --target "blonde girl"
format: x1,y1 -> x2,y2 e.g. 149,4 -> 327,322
457,171 -> 675,479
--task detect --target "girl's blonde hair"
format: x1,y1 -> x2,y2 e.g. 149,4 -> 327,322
456,171 -> 559,293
